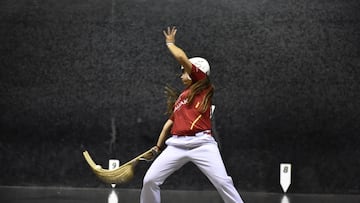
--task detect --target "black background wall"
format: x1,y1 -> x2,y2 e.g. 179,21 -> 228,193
1,0 -> 359,194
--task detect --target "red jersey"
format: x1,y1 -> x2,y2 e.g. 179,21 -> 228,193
170,64 -> 212,135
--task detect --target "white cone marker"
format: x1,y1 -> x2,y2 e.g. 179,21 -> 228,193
109,159 -> 120,188
280,163 -> 291,193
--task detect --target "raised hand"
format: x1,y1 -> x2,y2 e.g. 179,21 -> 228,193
163,26 -> 177,44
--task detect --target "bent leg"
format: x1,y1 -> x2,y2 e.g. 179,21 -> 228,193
140,146 -> 188,203
190,143 -> 244,203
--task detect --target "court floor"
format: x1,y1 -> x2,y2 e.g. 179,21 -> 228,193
1,186 -> 359,203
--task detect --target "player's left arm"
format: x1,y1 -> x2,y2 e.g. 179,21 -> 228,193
154,119 -> 173,152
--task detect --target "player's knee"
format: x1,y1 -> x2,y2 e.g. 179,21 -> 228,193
142,174 -> 158,188
214,176 -> 235,189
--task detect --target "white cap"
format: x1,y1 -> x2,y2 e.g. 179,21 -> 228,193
181,57 -> 210,76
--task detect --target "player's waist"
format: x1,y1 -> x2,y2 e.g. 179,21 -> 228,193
173,130 -> 211,137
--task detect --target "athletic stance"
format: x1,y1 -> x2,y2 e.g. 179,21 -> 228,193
140,26 -> 244,203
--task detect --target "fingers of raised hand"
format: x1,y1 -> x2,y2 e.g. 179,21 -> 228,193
170,26 -> 176,34
163,26 -> 176,35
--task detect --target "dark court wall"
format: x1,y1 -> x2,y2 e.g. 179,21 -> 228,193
1,0 -> 360,194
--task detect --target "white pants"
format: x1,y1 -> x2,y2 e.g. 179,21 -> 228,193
140,133 -> 244,203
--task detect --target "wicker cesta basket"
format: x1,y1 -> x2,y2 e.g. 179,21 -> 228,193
83,149 -> 154,184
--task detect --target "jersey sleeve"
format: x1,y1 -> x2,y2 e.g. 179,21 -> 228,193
169,113 -> 174,121
190,64 -> 207,82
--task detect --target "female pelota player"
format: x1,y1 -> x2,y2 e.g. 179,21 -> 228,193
140,26 -> 244,203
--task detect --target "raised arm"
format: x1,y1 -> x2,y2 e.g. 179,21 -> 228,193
163,26 -> 192,74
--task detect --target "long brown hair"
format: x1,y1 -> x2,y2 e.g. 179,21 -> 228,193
164,85 -> 180,115
165,77 -> 214,115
